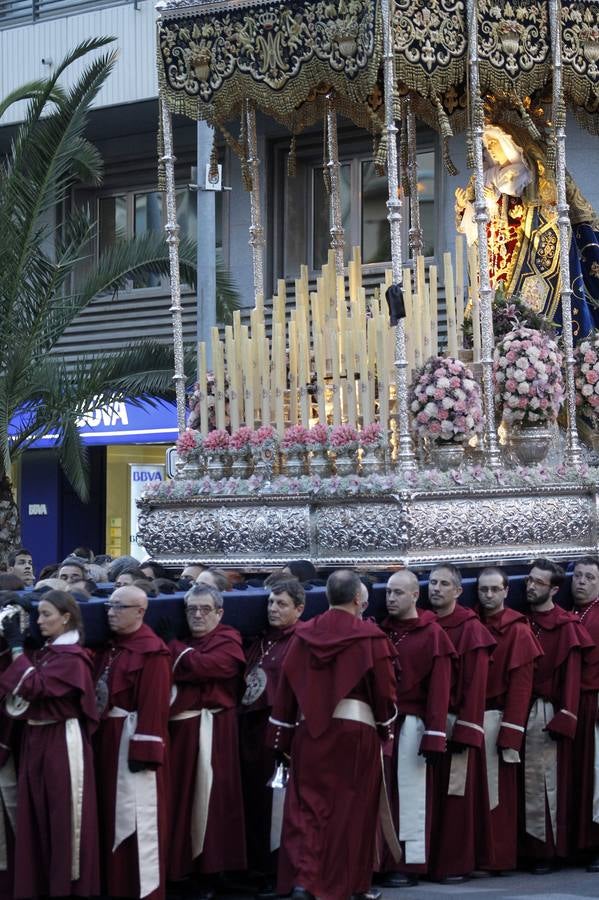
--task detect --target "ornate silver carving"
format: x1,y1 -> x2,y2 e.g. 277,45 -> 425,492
138,483 -> 599,568
245,99 -> 265,306
326,93 -> 345,277
160,100 -> 187,434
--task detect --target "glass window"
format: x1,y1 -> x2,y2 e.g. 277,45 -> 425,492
415,149 -> 435,258
98,195 -> 127,258
133,192 -> 163,288
361,160 -> 390,264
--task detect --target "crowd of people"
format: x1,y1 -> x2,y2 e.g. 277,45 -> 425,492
0,549 -> 598,900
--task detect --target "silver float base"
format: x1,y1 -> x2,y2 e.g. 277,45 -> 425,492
137,481 -> 598,570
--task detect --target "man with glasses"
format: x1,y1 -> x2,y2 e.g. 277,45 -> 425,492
162,584 -> 246,899
239,579 -> 305,896
426,564 -> 495,883
476,567 -> 542,874
378,569 -> 454,888
569,557 -> 599,871
522,558 -> 590,872
94,585 -> 171,900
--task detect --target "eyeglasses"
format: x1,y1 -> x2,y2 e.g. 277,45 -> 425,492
185,604 -> 217,616
104,602 -> 140,611
526,576 -> 552,588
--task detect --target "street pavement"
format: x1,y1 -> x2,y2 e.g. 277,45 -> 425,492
381,867 -> 599,899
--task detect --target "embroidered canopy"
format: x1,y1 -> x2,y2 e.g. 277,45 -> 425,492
157,0 -> 599,134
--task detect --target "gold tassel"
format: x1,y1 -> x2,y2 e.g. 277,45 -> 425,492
515,96 -> 542,142
374,130 -> 388,176
432,90 -> 458,176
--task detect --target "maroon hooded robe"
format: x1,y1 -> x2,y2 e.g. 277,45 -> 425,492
0,642 -> 18,900
521,605 -> 590,861
428,605 -> 496,880
478,608 -> 542,871
573,598 -> 599,856
239,624 -> 298,875
380,611 -> 454,876
267,609 -> 397,900
0,641 -> 99,898
94,623 -> 171,900
167,623 -> 246,879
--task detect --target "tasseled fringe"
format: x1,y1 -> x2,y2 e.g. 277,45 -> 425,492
209,129 -> 219,182
432,90 -> 458,176
374,129 -> 388,176
287,133 -> 297,178
515,96 -> 542,143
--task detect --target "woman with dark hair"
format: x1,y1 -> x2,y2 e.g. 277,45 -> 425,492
0,590 -> 99,898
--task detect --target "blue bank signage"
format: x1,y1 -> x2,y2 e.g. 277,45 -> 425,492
12,400 -> 179,447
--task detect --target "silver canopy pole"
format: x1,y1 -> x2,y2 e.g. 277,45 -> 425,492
381,0 -> 416,471
245,99 -> 266,307
326,92 -> 345,277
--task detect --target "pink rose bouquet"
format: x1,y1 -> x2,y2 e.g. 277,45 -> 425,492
203,428 -> 230,452
306,423 -> 330,449
359,422 -> 385,448
409,356 -> 483,443
281,425 -> 310,453
251,425 -> 278,447
229,426 -> 255,453
574,332 -> 599,423
175,428 -> 203,460
329,424 -> 360,450
494,327 -> 564,425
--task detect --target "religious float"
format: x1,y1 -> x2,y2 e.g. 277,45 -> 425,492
138,0 -> 599,569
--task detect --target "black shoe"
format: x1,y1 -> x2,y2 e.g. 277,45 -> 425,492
470,870 -> 493,879
291,888 -> 315,900
588,857 -> 599,873
437,875 -> 470,884
380,872 -> 418,888
352,890 -> 383,900
531,864 -> 554,875
256,882 -> 278,899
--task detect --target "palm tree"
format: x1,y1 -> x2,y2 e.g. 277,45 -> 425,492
0,38 -> 239,559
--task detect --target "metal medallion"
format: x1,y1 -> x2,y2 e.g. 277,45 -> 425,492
95,670 -> 110,715
241,665 -> 267,706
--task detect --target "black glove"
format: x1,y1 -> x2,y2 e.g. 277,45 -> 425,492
419,749 -> 444,767
154,616 -> 176,644
16,597 -> 33,614
274,750 -> 290,767
2,614 -> 24,650
386,283 -> 406,326
128,759 -> 158,773
448,740 -> 467,755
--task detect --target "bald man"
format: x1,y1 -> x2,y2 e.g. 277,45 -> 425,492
379,570 -> 455,886
94,586 -> 171,900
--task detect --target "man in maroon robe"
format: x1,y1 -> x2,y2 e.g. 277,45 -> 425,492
379,569 -> 454,887
569,556 -> 599,870
159,583 -> 246,896
476,567 -> 542,873
239,578 -> 305,893
522,558 -> 590,872
426,564 -> 496,883
94,585 -> 171,900
268,569 -> 397,900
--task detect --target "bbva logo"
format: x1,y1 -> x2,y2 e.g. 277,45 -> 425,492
133,471 -> 163,482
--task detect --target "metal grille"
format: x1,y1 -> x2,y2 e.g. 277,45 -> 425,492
0,0 -> 139,29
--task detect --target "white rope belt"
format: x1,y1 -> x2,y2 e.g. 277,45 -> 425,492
524,699 -> 557,843
170,707 -> 223,859
107,706 -> 160,898
397,714 -> 427,864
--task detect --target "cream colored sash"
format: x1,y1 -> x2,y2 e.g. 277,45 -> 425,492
483,710 -> 502,811
524,699 -> 557,843
0,756 -> 16,871
593,694 -> 599,824
446,713 -> 469,796
397,715 -> 427,864
65,719 -> 84,881
108,707 -> 160,898
170,707 -> 223,859
270,784 -> 285,852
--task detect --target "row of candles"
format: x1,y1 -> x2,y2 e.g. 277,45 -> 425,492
194,241 -> 481,435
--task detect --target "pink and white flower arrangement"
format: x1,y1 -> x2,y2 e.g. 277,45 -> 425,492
229,426 -> 255,453
494,327 -> 564,425
175,428 -> 203,459
281,424 -> 310,453
574,332 -> 599,423
251,425 -> 278,447
359,422 -> 385,448
203,428 -> 230,452
329,423 -> 360,450
306,423 -> 330,449
409,356 -> 483,443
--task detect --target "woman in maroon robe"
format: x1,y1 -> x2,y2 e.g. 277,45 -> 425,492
0,590 -> 99,899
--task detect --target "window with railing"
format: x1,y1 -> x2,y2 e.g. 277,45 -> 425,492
0,0 -> 139,29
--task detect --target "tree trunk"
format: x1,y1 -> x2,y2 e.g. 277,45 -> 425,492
0,475 -> 20,565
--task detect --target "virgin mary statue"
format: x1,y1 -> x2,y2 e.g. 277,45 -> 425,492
455,122 -> 599,339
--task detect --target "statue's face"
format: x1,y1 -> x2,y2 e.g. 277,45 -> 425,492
485,136 -> 510,166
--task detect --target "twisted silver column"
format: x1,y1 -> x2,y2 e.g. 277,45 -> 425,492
160,100 -> 187,434
406,96 -> 424,258
245,100 -> 266,306
466,0 -> 501,466
549,0 -> 583,465
325,93 -> 345,277
381,0 -> 416,471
